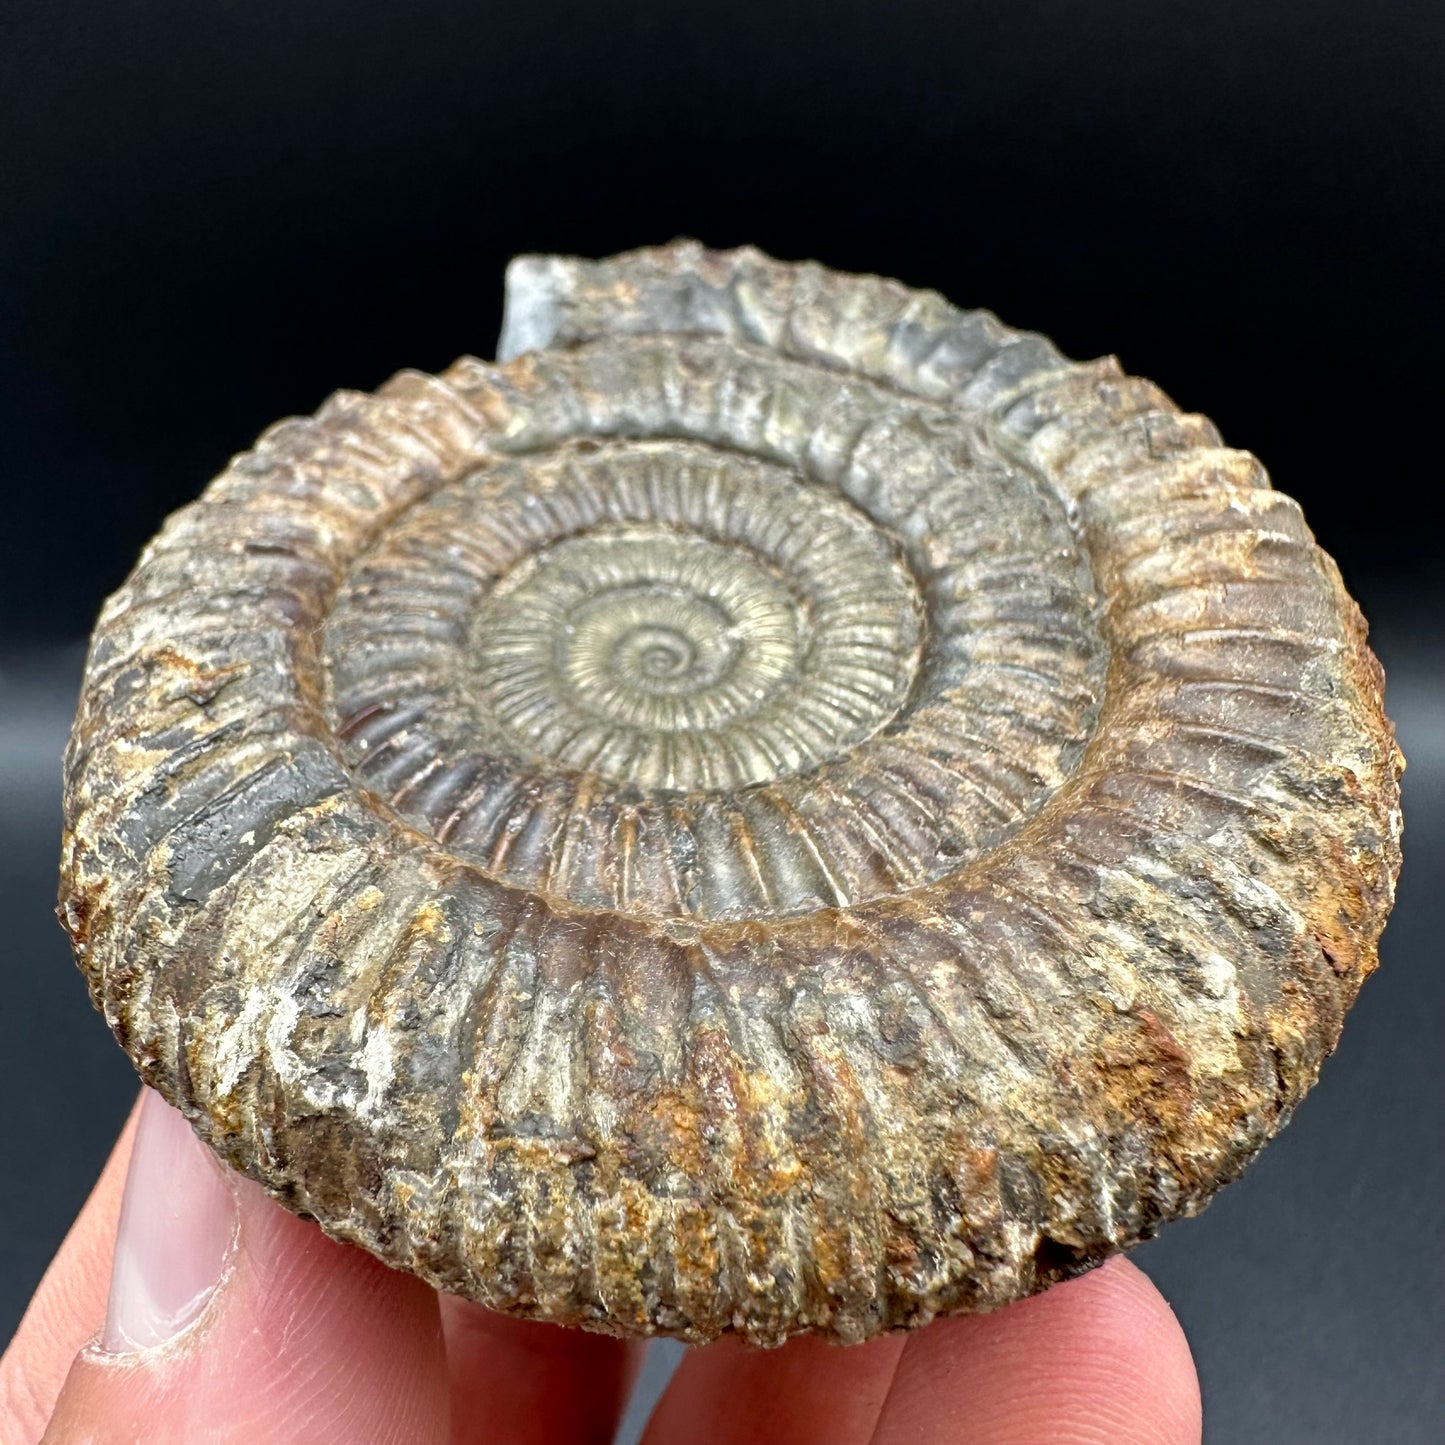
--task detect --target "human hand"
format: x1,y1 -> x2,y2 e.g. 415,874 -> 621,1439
2,1089 -> 1201,1443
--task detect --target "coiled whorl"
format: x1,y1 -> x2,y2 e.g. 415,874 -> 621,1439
59,242 -> 1402,1343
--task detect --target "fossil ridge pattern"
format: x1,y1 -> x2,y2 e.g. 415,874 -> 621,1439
59,242 -> 1403,1343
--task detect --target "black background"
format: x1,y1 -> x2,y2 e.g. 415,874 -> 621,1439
2,4 -> 1441,1442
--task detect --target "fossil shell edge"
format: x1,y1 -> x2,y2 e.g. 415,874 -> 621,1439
58,241 -> 1403,1345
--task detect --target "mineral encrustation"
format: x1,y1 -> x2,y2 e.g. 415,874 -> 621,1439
59,243 -> 1403,1343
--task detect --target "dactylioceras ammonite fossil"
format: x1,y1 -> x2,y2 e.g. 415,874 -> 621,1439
59,242 -> 1403,1345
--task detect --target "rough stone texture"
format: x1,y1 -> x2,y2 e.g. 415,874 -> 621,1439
58,242 -> 1403,1344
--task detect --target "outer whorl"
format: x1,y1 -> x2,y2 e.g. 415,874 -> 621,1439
59,242 -> 1403,1344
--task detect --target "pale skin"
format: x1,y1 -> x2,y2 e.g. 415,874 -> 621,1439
1,1091 -> 1202,1444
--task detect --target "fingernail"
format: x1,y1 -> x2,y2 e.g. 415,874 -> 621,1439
101,1088 -> 238,1353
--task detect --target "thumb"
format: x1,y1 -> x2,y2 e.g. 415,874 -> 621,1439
41,1089 -> 451,1445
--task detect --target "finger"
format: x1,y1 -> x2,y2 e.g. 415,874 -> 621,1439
641,1329 -> 906,1445
872,1256 -> 1201,1445
441,1296 -> 645,1445
0,1093 -> 142,1441
39,1088 -> 453,1445
642,1257 -> 1200,1445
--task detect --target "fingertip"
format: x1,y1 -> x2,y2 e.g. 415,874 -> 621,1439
873,1256 -> 1202,1445
101,1089 -> 237,1354
642,1328 -> 907,1445
1047,1256 -> 1202,1444
41,1097 -> 452,1444
0,1092 -> 143,1440
441,1297 -> 644,1445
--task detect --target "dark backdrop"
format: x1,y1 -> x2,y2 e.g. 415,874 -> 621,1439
3,0 -> 1441,638
2,4 -> 1441,1442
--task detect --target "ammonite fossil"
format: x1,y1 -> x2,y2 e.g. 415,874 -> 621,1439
59,242 -> 1403,1344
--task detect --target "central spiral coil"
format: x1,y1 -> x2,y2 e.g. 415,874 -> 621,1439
324,422 -> 1104,920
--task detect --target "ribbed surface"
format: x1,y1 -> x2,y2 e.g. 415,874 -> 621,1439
322,368 -> 1103,919
59,242 -> 1402,1343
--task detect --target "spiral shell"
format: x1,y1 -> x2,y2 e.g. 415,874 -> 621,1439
59,242 -> 1402,1343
